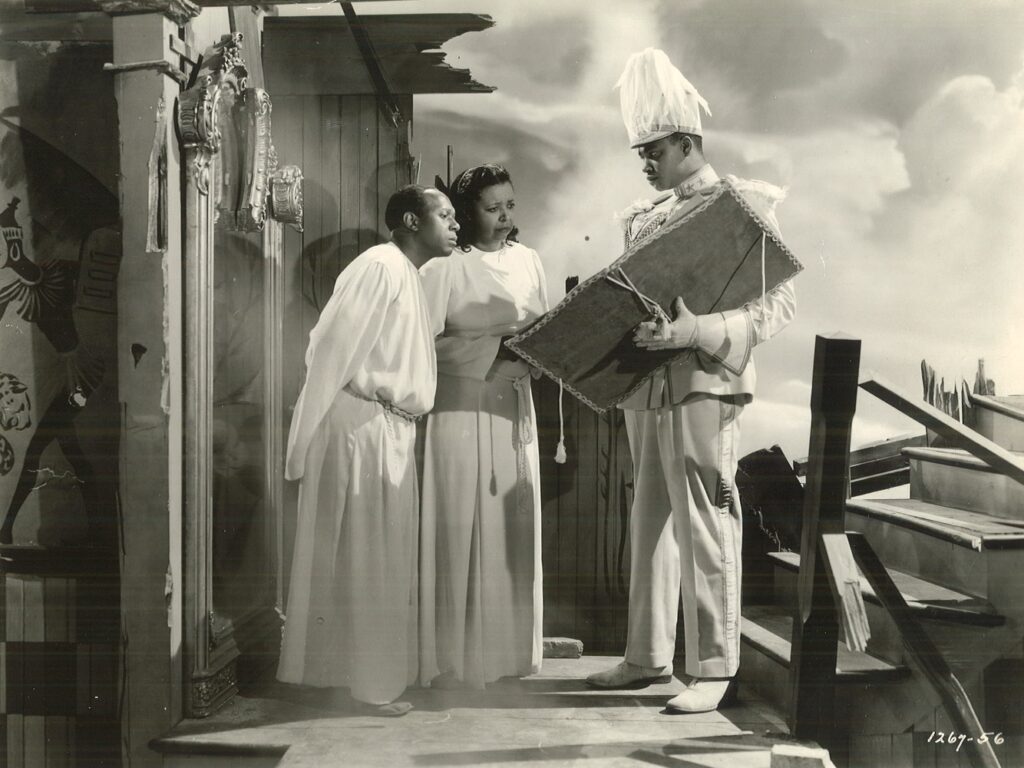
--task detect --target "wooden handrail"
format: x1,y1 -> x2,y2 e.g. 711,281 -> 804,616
860,373 -> 1024,486
970,393 -> 1024,422
848,532 -> 1002,768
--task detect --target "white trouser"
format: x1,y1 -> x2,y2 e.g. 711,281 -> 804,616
622,394 -> 744,678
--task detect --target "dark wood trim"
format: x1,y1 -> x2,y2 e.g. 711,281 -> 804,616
789,333 -> 862,745
796,433 -> 925,497
0,545 -> 117,576
339,1 -> 402,126
262,14 -> 496,96
849,467 -> 909,497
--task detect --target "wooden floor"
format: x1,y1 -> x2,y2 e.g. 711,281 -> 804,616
154,655 -> 820,767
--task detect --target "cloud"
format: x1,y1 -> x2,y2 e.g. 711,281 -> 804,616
741,60 -> 1024,457
657,0 -> 848,123
399,0 -> 1024,458
793,1 -> 1024,129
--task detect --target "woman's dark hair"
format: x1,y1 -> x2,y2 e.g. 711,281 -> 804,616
384,184 -> 432,231
449,164 -> 519,250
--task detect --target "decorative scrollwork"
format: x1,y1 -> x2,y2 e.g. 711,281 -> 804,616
191,660 -> 238,716
177,33 -> 248,195
236,88 -> 274,232
98,0 -> 200,27
270,165 -> 304,232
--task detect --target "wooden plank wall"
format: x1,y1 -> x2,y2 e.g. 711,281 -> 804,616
534,377 -> 633,652
272,93 -> 414,596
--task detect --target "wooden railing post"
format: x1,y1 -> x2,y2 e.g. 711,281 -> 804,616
789,333 -> 862,744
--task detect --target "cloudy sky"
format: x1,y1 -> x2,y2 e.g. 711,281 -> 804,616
290,0 -> 1023,461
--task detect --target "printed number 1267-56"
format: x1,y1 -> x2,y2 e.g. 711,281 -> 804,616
928,732 -> 1004,752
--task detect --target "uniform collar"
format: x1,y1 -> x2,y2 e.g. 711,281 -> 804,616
673,164 -> 719,199
648,165 -> 720,208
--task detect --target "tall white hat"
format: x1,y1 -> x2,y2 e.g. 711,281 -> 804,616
616,47 -> 711,148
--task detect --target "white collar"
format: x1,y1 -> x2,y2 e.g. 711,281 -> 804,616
674,164 -> 719,199
649,165 -> 720,207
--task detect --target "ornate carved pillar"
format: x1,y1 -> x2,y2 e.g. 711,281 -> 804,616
177,32 -> 303,718
177,32 -> 248,718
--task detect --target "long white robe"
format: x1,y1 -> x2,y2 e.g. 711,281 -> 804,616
278,242 -> 437,705
418,242 -> 549,688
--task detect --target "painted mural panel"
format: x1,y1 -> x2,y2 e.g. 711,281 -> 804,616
0,41 -> 120,548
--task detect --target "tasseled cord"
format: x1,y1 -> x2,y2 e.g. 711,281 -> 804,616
555,379 -> 567,464
760,231 -> 766,326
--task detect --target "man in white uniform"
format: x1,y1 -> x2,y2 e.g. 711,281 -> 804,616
587,49 -> 796,713
278,186 -> 458,715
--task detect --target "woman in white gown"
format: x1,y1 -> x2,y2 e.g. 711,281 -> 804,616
419,165 -> 549,688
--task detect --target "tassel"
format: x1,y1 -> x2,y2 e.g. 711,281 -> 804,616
555,379 -> 567,464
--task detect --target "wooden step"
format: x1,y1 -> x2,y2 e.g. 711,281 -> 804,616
904,446 -> 1024,521
768,549 -> 1010,672
848,497 -> 1024,549
740,605 -> 911,734
971,394 -> 1024,451
741,605 -> 908,681
846,498 -> 1024,618
768,550 -> 1003,627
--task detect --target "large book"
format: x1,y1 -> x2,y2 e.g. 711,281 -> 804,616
506,178 -> 802,412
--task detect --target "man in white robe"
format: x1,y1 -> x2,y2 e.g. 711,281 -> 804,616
277,186 -> 458,714
587,49 -> 796,713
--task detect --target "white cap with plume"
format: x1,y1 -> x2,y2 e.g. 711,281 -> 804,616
616,47 -> 711,148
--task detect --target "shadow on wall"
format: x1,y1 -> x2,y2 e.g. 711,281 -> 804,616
300,227 -> 384,312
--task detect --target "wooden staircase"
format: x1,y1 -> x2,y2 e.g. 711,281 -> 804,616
738,344 -> 1024,768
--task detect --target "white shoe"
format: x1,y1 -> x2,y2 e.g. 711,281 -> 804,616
665,677 -> 737,713
586,660 -> 673,689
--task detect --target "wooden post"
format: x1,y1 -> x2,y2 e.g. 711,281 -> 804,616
110,11 -> 185,765
789,333 -> 861,745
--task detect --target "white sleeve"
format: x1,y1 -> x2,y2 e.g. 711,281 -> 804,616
692,280 -> 796,374
284,260 -> 392,480
418,255 -> 454,338
531,247 -> 551,313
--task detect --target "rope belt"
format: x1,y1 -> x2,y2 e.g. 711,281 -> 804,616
493,369 -> 534,446
493,368 -> 535,515
345,387 -> 422,423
